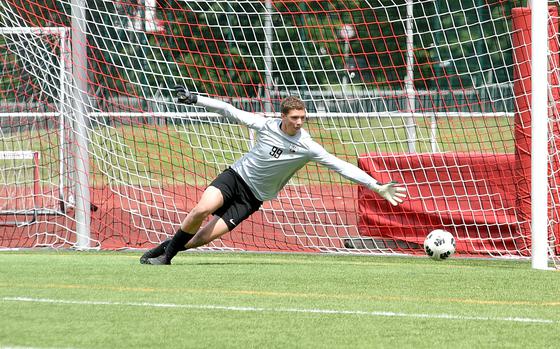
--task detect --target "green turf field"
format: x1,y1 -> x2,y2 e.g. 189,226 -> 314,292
0,251 -> 558,348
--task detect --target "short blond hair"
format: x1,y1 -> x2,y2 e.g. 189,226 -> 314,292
281,96 -> 305,115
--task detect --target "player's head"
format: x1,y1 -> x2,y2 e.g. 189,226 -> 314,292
280,96 -> 306,136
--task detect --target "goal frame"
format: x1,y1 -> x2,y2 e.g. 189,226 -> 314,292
0,1 -> 555,268
530,2 -> 549,270
0,27 -> 72,225
0,151 -> 40,227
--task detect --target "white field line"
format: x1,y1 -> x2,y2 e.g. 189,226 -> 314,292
2,296 -> 556,324
1,347 -> 75,349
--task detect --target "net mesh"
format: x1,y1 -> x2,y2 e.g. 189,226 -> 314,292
0,0 -> 558,265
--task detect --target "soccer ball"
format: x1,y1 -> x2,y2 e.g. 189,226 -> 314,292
423,229 -> 456,260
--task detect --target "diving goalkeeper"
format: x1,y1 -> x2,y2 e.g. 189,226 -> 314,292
141,87 -> 407,265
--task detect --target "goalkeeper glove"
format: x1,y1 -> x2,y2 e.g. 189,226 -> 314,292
370,180 -> 407,206
174,85 -> 198,105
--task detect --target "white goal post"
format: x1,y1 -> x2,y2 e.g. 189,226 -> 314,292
0,27 -> 73,216
530,1 -> 550,270
0,27 -> 71,213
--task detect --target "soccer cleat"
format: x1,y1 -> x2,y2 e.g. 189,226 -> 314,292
146,254 -> 171,265
140,239 -> 171,264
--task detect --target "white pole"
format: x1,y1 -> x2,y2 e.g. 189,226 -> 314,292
145,0 -> 158,32
405,0 -> 416,152
264,0 -> 274,115
430,115 -> 438,152
58,29 -> 69,211
72,0 -> 91,249
530,0 -> 549,269
339,25 -> 355,95
342,39 -> 350,90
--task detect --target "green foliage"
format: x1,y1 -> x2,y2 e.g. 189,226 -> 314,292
413,0 -> 515,89
4,0 -> 520,100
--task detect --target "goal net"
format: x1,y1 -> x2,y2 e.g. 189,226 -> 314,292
0,25 -> 77,248
0,1 -> 558,266
0,151 -> 41,226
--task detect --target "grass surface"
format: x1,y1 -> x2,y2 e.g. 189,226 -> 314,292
0,251 -> 558,348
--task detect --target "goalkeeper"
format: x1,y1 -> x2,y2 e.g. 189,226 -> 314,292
141,86 -> 407,265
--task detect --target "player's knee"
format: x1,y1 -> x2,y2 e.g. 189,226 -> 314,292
189,205 -> 213,221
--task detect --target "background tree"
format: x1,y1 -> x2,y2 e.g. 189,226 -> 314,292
3,0 -> 522,104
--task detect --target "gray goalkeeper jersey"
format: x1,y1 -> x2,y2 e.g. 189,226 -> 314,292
196,96 -> 379,201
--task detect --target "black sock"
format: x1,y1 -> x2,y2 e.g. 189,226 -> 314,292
164,228 -> 195,261
151,239 -> 171,256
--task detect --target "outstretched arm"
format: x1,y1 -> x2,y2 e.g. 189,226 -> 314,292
310,142 -> 406,206
174,86 -> 266,130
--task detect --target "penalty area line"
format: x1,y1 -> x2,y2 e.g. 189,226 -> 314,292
2,296 -> 555,324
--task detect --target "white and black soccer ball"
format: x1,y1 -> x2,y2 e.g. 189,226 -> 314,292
423,229 -> 456,260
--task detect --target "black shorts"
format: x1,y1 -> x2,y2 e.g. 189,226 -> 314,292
210,168 -> 263,231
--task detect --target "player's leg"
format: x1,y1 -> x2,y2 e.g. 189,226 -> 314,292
139,238 -> 171,264
186,188 -> 263,249
145,168 -> 261,265
185,215 -> 230,249
179,186 -> 224,234
144,186 -> 224,265
147,195 -> 261,264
